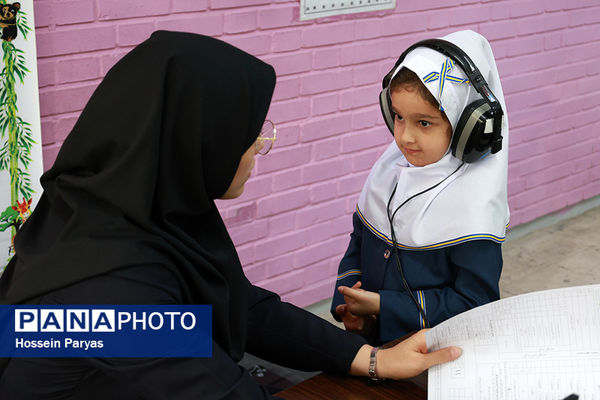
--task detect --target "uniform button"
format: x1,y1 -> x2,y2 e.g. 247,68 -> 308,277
383,249 -> 391,259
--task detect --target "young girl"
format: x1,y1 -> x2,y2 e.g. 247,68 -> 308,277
331,30 -> 509,345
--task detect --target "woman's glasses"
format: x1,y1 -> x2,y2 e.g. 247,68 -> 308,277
256,120 -> 276,155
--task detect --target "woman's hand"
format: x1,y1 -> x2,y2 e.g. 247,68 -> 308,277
338,281 -> 380,315
349,330 -> 462,379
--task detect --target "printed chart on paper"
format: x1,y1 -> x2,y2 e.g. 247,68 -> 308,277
426,285 -> 600,400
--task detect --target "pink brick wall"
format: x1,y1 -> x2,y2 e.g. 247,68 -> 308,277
35,1 -> 600,307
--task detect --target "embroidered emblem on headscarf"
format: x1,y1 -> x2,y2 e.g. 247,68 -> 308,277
422,58 -> 469,111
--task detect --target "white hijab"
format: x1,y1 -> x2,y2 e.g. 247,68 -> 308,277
357,30 -> 509,250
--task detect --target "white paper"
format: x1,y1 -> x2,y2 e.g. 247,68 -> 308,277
426,285 -> 600,400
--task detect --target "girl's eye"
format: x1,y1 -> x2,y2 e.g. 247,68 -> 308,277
393,112 -> 403,121
419,120 -> 431,127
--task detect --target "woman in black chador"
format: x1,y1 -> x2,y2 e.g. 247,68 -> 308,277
0,31 -> 459,399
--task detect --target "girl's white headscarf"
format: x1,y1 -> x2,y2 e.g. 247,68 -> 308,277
357,30 -> 509,249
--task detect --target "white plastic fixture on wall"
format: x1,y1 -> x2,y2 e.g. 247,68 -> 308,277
300,0 -> 396,20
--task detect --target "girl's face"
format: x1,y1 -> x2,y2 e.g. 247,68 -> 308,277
391,87 -> 452,167
220,140 -> 262,199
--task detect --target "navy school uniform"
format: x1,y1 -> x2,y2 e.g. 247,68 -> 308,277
331,211 -> 503,345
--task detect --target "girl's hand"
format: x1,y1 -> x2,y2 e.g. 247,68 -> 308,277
335,303 -> 376,336
338,281 -> 380,315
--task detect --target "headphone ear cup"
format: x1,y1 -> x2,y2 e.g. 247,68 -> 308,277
379,86 -> 395,134
451,98 -> 492,163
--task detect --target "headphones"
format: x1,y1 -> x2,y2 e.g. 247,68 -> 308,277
379,39 -> 504,163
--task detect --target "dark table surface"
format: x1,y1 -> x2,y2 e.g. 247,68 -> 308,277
276,372 -> 427,400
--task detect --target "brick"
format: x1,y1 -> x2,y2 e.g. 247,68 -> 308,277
341,127 -> 390,153
451,5 -> 491,26
258,6 -> 295,29
584,8 -> 600,24
33,1 -> 52,28
299,257 -> 334,284
257,188 -> 310,218
313,47 -> 341,70
56,56 -> 100,84
337,172 -> 369,196
506,35 -> 544,58
511,185 -> 547,209
479,20 -> 518,40
339,84 -> 380,110
508,140 -> 546,164
563,26 -> 599,46
272,76 -> 300,102
265,253 -> 296,277
268,98 -> 310,124
330,214 -> 354,238
569,9 -> 588,27
40,119 -> 55,145
211,0 -> 271,9
237,175 -> 272,202
352,149 -> 381,172
301,114 -> 353,142
225,34 -> 272,56
228,220 -> 268,246
340,39 -> 389,65
254,230 -> 309,262
39,83 -> 97,116
272,30 -> 302,53
116,22 -> 156,47
272,169 -> 302,191
355,19 -> 383,40
300,70 -> 353,96
296,199 -> 346,229
544,0 -> 565,11
509,1 -> 544,18
270,124 -> 300,148
418,0 -> 463,10
156,15 -> 223,36
256,146 -> 310,175
36,27 -> 116,57
310,181 -> 338,203
491,4 -> 510,21
224,10 -> 256,34
267,213 -> 297,237
51,0 -> 96,26
172,0 -> 208,12
264,51 -> 312,76
555,63 -> 588,83
301,22 -> 355,47
381,14 -> 423,36
353,62 -> 382,86
37,60 -> 55,88
517,13 -> 568,35
301,157 -> 353,185
98,0 -> 169,20
311,93 -> 339,116
425,8 -> 454,30
508,178 -> 526,197
313,137 -> 342,161
525,163 -> 575,189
